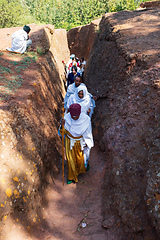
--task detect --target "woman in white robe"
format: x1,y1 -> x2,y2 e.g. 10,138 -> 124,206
66,85 -> 95,117
60,103 -> 94,184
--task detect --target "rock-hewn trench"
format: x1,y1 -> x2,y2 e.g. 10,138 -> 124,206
0,4 -> 160,240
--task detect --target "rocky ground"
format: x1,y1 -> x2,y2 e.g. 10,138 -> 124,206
0,140 -> 108,240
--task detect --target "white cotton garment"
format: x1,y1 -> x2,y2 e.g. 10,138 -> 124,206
10,29 -> 28,54
67,85 -> 95,117
64,82 -> 85,109
64,112 -> 94,149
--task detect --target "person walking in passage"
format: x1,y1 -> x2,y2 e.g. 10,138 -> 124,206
66,85 -> 95,118
67,66 -> 80,87
60,103 -> 94,184
64,75 -> 97,112
64,75 -> 85,109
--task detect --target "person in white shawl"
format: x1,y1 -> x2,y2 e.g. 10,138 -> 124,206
64,75 -> 96,114
64,75 -> 84,109
67,85 -> 95,118
6,25 -> 32,54
60,103 -> 94,184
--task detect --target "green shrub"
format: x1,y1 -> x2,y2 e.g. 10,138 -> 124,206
0,0 -> 155,30
0,0 -> 24,28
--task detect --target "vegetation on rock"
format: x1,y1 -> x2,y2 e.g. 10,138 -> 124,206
0,0 -> 153,30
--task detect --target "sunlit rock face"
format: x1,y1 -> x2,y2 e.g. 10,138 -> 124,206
85,9 -> 160,239
67,19 -> 101,61
0,24 -> 69,237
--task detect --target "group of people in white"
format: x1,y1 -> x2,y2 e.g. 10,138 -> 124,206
6,25 -> 96,184
66,54 -> 86,77
62,54 -> 86,86
61,55 -> 97,184
63,63 -> 96,118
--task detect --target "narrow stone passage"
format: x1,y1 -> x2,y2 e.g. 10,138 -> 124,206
35,142 -> 108,240
1,6 -> 160,239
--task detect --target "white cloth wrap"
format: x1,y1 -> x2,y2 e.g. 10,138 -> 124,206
67,134 -> 83,150
83,146 -> 91,167
64,112 -> 94,150
10,29 -> 28,54
64,82 -> 86,109
66,85 -> 95,118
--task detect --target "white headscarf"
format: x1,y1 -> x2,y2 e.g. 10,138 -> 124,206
67,85 -> 91,115
64,112 -> 90,137
64,112 -> 94,148
64,82 -> 85,108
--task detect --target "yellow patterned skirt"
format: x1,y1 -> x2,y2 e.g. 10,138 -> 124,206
65,130 -> 86,182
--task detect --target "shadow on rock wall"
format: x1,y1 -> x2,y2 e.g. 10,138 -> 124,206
0,50 -> 65,238
85,8 -> 160,240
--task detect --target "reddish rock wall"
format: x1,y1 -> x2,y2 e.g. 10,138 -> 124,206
85,8 -> 160,239
140,0 -> 160,8
67,19 -> 100,60
0,24 -> 69,237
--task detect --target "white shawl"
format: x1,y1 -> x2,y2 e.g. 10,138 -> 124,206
64,112 -> 94,149
64,82 -> 85,108
10,29 -> 28,54
67,85 -> 93,116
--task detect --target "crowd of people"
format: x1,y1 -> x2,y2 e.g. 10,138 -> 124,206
62,54 -> 87,86
60,55 -> 97,184
6,26 -> 95,185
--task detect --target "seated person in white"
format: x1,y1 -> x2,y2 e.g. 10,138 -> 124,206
6,25 -> 32,54
66,85 -> 95,118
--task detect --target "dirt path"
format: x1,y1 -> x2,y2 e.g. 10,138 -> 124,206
3,142 -> 109,240
39,142 -> 108,240
0,50 -> 110,240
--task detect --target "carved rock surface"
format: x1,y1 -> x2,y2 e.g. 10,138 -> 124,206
85,8 -> 160,239
67,19 -> 100,60
0,25 -> 69,237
